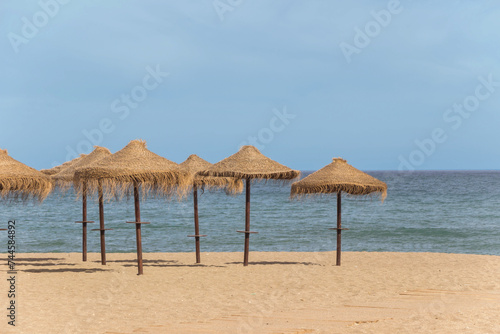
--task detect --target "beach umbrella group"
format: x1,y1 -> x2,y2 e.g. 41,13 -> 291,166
51,146 -> 112,261
74,140 -> 191,275
291,158 -> 387,265
2,141 -> 388,274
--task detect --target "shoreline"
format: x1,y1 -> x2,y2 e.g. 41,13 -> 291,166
1,251 -> 499,333
5,250 -> 500,255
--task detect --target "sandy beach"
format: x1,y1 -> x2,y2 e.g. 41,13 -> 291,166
1,251 -> 499,334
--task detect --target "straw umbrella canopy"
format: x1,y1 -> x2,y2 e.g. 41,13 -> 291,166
180,154 -> 243,263
180,154 -> 243,193
198,145 -> 300,266
74,139 -> 192,275
52,147 -> 111,189
40,154 -> 87,175
290,158 -> 387,266
0,149 -> 53,201
51,146 -> 112,261
0,148 -> 53,234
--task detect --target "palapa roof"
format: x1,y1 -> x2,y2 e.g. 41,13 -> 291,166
0,149 -> 53,201
40,154 -> 87,175
52,146 -> 111,189
198,146 -> 300,181
180,154 -> 243,194
290,158 -> 387,200
73,140 -> 192,198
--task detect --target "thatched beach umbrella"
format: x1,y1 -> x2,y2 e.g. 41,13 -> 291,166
180,154 -> 243,263
199,145 -> 300,266
1,149 -> 53,201
0,149 -> 53,232
52,146 -> 111,261
74,140 -> 192,275
40,154 -> 87,175
290,158 -> 387,266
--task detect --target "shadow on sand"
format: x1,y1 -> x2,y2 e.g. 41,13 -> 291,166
225,261 -> 321,266
21,268 -> 111,274
121,263 -> 226,268
91,259 -> 177,264
0,257 -> 65,262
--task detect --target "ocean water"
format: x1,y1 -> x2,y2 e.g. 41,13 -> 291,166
1,171 -> 499,255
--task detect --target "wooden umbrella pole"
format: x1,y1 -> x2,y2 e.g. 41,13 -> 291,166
82,181 -> 88,262
188,184 -> 207,263
243,178 -> 251,266
134,181 -> 144,275
193,185 -> 201,264
98,179 -> 106,265
336,191 -> 342,266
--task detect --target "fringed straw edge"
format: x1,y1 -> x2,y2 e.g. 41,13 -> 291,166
290,183 -> 387,202
198,170 -> 301,182
0,177 -> 53,202
73,170 -> 193,202
193,177 -> 244,196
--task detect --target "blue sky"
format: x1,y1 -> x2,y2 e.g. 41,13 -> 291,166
1,0 -> 499,171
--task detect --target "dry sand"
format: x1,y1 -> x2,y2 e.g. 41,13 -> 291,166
1,251 -> 499,334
